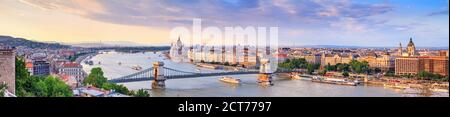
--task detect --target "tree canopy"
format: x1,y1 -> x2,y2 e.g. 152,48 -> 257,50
15,57 -> 73,97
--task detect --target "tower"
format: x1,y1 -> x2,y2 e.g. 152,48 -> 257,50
209,46 -> 215,62
176,36 -> 183,55
407,37 -> 416,56
232,45 -> 237,65
398,42 -> 402,56
243,45 -> 249,64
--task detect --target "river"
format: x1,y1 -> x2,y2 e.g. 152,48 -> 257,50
81,51 -> 446,97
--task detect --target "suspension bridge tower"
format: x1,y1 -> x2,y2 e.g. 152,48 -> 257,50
152,61 -> 166,89
258,58 -> 273,85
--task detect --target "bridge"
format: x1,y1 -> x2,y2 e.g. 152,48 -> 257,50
107,59 -> 294,89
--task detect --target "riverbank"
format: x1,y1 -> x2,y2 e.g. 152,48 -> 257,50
366,78 -> 449,95
284,73 -> 449,97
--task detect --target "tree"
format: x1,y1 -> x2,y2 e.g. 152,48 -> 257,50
0,83 -> 7,97
38,76 -> 73,97
306,63 -> 315,74
83,67 -> 132,95
102,83 -> 130,95
349,60 -> 370,74
337,63 -> 350,72
374,68 -> 382,74
15,57 -> 73,97
224,62 -> 230,66
318,70 -> 327,76
83,67 -> 107,88
134,89 -> 150,97
342,71 -> 350,77
306,63 -> 320,75
325,63 -> 336,71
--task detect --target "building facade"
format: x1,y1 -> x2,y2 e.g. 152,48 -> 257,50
297,54 -> 321,64
395,56 -> 449,76
321,53 -> 355,66
33,60 -> 50,76
395,57 -> 420,75
358,53 -> 394,71
58,62 -> 85,80
0,48 -> 15,94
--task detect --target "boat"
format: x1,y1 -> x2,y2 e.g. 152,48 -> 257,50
430,88 -> 449,93
311,76 -> 357,86
220,76 -> 241,84
384,83 -> 410,89
430,83 -> 449,93
84,60 -> 94,65
290,73 -> 301,80
131,65 -> 142,71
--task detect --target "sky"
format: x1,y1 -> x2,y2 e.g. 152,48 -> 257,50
0,0 -> 448,47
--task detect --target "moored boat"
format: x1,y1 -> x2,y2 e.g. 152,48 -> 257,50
220,76 -> 241,84
131,65 -> 142,71
311,76 -> 357,86
384,83 -> 410,89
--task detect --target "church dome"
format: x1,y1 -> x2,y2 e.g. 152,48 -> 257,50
407,38 -> 415,47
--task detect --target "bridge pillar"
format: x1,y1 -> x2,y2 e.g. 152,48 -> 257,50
152,61 -> 166,89
258,59 -> 273,85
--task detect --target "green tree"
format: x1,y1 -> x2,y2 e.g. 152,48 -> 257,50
134,89 -> 150,97
337,63 -> 350,72
318,70 -> 327,76
41,76 -> 73,97
102,83 -> 130,95
224,62 -> 230,66
349,60 -> 370,74
325,63 -> 337,71
83,67 -> 107,88
374,68 -> 382,74
306,63 -> 315,74
342,71 -> 350,77
0,83 -> 7,97
15,57 -> 73,97
306,63 -> 320,74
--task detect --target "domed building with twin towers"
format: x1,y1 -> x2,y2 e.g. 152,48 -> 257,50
397,37 -> 417,57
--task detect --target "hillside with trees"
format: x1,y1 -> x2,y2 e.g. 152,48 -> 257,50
0,35 -> 71,49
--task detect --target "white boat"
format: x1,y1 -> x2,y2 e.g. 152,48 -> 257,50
220,76 -> 241,84
131,65 -> 142,71
430,88 -> 449,93
290,74 -> 301,80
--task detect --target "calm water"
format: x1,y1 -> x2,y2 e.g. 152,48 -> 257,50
82,51 -> 427,97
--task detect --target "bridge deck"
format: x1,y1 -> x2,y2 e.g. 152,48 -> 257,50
107,66 -> 294,83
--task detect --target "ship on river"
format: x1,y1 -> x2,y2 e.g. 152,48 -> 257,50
312,76 -> 359,86
220,76 -> 241,84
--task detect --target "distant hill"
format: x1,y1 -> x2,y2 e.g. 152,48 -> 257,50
67,41 -> 153,48
0,35 -> 71,49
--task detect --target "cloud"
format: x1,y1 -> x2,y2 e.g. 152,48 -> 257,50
17,0 -> 395,28
428,9 -> 449,16
19,0 -> 107,16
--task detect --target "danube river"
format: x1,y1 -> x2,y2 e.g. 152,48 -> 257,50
82,51 -> 440,97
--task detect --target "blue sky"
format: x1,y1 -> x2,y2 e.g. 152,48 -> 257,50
1,0 -> 448,47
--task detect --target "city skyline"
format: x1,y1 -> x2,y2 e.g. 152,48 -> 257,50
0,0 -> 449,47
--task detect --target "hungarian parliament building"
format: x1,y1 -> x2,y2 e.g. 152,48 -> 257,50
169,37 -> 282,69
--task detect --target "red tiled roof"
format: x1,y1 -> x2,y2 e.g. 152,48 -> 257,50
61,62 -> 81,68
26,62 -> 33,68
274,53 -> 288,58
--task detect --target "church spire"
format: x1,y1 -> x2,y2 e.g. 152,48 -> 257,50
398,42 -> 402,56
